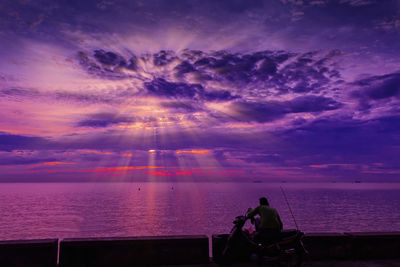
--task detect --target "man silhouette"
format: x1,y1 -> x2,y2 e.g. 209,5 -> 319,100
246,197 -> 283,243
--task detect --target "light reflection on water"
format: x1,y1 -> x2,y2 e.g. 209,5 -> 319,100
0,182 -> 399,240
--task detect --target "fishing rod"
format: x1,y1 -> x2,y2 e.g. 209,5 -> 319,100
280,186 -> 299,230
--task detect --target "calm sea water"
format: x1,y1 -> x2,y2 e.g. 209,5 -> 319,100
0,182 -> 399,241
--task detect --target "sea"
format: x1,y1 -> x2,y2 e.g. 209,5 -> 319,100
0,182 -> 399,241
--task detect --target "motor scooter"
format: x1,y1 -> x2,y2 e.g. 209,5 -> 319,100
221,212 -> 307,267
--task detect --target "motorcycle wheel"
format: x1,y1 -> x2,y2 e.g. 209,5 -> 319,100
277,248 -> 303,267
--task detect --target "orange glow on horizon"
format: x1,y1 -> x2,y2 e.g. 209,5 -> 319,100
145,170 -> 173,176
310,164 -> 329,168
77,149 -> 114,155
93,166 -> 162,172
175,149 -> 210,155
16,165 -> 164,174
41,161 -> 74,166
145,169 -> 210,176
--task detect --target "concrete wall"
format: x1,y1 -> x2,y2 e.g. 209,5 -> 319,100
59,235 -> 209,267
344,232 -> 400,260
0,239 -> 58,267
302,233 -> 351,260
212,234 -> 229,264
212,232 -> 400,262
0,232 -> 399,266
303,232 -> 400,260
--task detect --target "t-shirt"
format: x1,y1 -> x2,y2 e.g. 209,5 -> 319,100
247,205 -> 283,230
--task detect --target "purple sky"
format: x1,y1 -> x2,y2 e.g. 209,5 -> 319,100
0,0 -> 399,182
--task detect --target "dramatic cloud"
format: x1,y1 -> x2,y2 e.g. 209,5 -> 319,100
0,133 -> 53,151
0,0 -> 399,181
144,78 -> 203,99
77,51 -> 136,80
144,78 -> 237,101
288,95 -> 343,113
350,72 -> 400,111
352,72 -> 400,100
0,155 -> 58,165
228,96 -> 342,123
74,48 -> 343,104
77,112 -> 136,128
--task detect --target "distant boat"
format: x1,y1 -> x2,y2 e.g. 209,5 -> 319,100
354,181 -> 362,183
253,180 -> 262,183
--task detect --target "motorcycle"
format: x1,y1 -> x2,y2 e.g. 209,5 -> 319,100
220,212 -> 307,267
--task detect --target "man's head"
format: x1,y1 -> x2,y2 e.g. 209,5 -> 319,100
259,197 -> 269,206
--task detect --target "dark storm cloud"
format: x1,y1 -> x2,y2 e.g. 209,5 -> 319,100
77,112 -> 136,128
182,49 -> 341,96
203,49 -> 337,94
190,50 -> 287,84
0,155 -> 58,165
153,50 -> 177,66
76,48 -> 341,103
77,51 -> 137,80
94,50 -> 137,70
144,78 -> 202,98
173,61 -> 197,77
204,90 -> 239,102
288,95 -> 343,112
94,50 -> 125,66
180,50 -> 306,91
352,72 -> 400,100
350,72 -> 400,110
143,78 -> 237,101
0,87 -> 40,97
0,132 -> 52,151
229,101 -> 286,123
267,51 -> 342,95
228,96 -> 342,123
159,101 -> 201,113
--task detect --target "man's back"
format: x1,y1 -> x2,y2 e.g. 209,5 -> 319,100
249,205 -> 282,231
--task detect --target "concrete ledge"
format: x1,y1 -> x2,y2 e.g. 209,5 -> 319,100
213,232 -> 400,262
59,235 -> 209,267
213,232 -> 353,262
1,232 -> 398,266
0,239 -> 58,267
212,230 -> 300,263
303,233 -> 351,260
212,234 -> 229,264
345,232 -> 400,260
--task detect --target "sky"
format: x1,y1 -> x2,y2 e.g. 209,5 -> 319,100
0,0 -> 399,182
